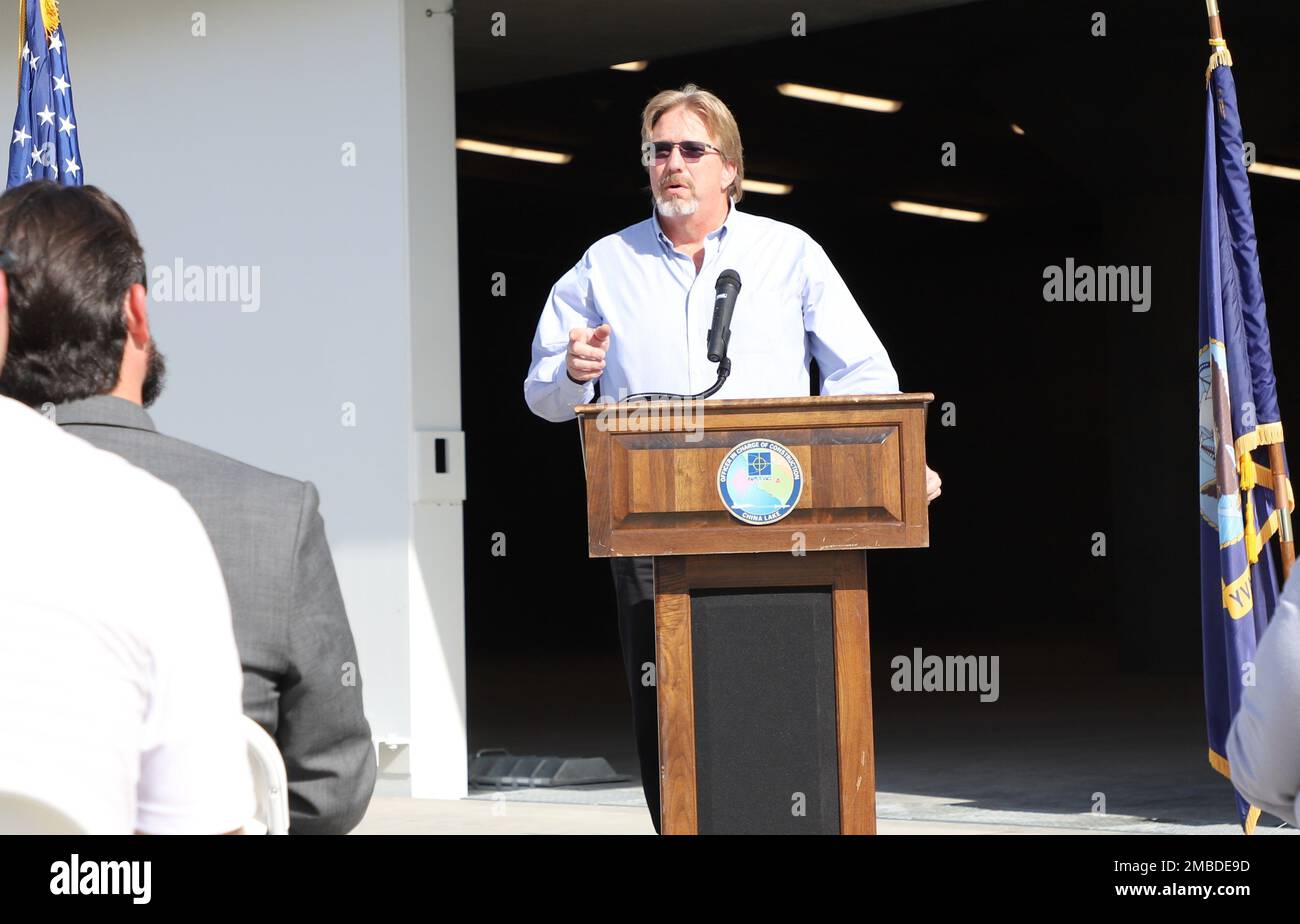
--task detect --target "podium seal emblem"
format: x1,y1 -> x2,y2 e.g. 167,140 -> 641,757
717,438 -> 803,525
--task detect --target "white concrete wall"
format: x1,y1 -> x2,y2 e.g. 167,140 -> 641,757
400,0 -> 466,798
3,0 -> 465,797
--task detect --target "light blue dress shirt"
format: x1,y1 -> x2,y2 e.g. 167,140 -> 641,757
1226,571 -> 1300,826
524,199 -> 900,422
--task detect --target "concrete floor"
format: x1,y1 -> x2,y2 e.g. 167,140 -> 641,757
352,795 -> 1109,834
363,647 -> 1298,836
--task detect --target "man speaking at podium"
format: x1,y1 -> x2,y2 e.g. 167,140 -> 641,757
524,84 -> 941,832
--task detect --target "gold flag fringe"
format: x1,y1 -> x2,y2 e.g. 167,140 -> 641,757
15,1 -> 61,96
1206,37 -> 1233,83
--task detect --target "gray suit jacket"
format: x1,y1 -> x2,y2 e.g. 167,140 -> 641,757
56,395 -> 376,834
1227,571 -> 1300,826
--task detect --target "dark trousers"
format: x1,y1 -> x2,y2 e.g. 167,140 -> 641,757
609,555 -> 661,834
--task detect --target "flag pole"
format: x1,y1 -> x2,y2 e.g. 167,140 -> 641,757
1207,1 -> 1296,579
16,1 -> 25,93
1206,0 -> 1224,42
1206,0 -> 1232,74
1267,446 -> 1294,579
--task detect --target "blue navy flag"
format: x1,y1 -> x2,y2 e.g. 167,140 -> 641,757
1198,58 -> 1293,834
7,0 -> 82,188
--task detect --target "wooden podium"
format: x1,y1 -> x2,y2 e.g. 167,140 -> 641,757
576,393 -> 932,835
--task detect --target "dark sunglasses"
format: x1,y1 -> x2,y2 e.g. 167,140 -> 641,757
650,140 -> 722,162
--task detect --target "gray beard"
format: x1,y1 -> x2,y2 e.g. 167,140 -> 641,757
654,193 -> 699,218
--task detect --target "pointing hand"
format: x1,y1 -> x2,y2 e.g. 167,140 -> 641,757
566,324 -> 611,384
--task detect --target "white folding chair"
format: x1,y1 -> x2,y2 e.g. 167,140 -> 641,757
244,716 -> 290,835
0,791 -> 88,834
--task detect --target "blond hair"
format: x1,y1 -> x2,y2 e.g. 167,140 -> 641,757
640,84 -> 745,204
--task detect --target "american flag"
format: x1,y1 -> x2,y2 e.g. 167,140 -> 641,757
7,0 -> 82,188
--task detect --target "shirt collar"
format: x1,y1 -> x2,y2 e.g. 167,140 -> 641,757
652,195 -> 739,250
52,394 -> 158,432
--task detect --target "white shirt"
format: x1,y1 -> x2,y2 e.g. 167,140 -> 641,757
525,199 -> 900,422
0,395 -> 253,834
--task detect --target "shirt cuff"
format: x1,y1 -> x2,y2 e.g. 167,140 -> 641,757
558,365 -> 596,403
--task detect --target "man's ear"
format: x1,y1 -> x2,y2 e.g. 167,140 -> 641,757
721,161 -> 737,194
122,282 -> 150,347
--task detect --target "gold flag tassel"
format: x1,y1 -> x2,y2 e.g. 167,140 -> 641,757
1207,37 -> 1233,80
1206,0 -> 1233,83
38,0 -> 58,34
15,0 -> 60,92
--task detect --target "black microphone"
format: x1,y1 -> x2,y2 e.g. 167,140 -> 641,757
706,269 -> 742,363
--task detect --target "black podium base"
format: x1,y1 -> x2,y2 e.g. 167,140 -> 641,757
689,585 -> 840,834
